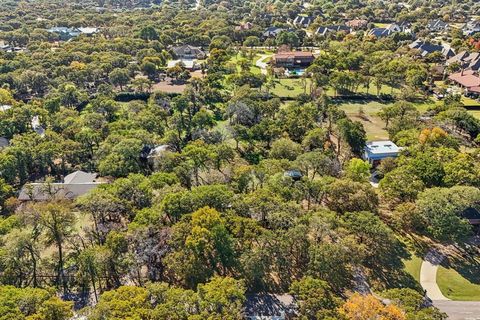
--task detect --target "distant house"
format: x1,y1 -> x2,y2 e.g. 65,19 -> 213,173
464,20 -> 480,36
346,19 -> 368,29
244,294 -> 298,320
427,19 -> 449,32
18,171 -> 104,201
78,27 -> 100,36
448,70 -> 480,96
167,59 -> 198,70
263,27 -> 287,38
315,25 -> 351,36
447,51 -> 480,72
171,45 -> 206,60
47,27 -> 81,40
271,51 -> 315,68
368,27 -> 394,38
293,15 -> 313,28
389,22 -> 412,34
364,141 -> 402,165
284,170 -> 302,181
47,27 -> 99,40
235,22 -> 254,31
368,23 -> 410,38
409,40 -> 455,59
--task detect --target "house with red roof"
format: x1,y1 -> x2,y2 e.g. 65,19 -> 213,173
448,70 -> 480,95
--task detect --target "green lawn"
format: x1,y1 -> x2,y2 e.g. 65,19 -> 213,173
270,78 -> 312,98
337,101 -> 392,140
437,265 -> 480,301
403,255 -> 422,283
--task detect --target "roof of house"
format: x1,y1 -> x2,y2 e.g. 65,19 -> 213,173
47,27 -> 81,35
63,171 -> 97,184
368,27 -> 393,38
78,27 -> 99,34
171,45 -> 205,57
18,170 -> 102,201
427,19 -> 449,30
409,40 -> 454,58
274,51 -> 314,59
316,25 -> 351,35
293,15 -> 313,26
244,294 -> 297,317
365,141 -> 401,156
346,19 -> 368,28
18,183 -> 103,201
448,70 -> 480,88
167,59 -> 196,69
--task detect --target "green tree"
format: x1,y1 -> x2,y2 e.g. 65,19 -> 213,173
109,68 -> 130,91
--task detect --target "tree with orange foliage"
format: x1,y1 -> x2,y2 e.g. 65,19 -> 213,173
339,293 -> 406,320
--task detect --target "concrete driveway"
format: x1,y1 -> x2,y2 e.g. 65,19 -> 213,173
420,251 -> 449,301
434,301 -> 480,320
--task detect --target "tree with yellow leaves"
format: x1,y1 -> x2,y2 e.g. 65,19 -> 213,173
339,293 -> 406,320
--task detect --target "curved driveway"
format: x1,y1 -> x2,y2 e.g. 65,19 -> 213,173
420,250 -> 449,301
420,250 -> 480,319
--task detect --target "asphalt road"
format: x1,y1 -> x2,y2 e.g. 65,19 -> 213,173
434,301 -> 480,320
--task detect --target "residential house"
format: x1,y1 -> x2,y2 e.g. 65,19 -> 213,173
18,171 -> 104,201
78,27 -> 100,36
271,51 -> 315,68
47,27 -> 81,40
293,15 -> 313,28
47,27 -> 99,40
464,20 -> 480,36
368,27 -> 394,38
346,19 -> 368,30
448,70 -> 480,96
315,25 -> 351,36
171,45 -> 206,60
447,51 -> 480,72
368,23 -> 411,38
364,141 -> 402,165
235,22 -> 254,31
392,21 -> 412,33
409,40 -> 455,59
426,19 -> 449,32
263,27 -> 287,38
244,294 -> 298,320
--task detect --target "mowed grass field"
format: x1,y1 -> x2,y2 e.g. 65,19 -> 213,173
437,265 -> 480,301
337,101 -> 391,140
403,254 -> 423,283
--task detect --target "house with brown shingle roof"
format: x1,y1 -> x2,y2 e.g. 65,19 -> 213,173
271,51 -> 315,68
346,19 -> 368,29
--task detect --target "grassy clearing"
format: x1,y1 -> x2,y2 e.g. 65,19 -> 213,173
337,101 -> 391,140
437,265 -> 480,301
403,255 -> 422,283
270,78 -> 312,98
